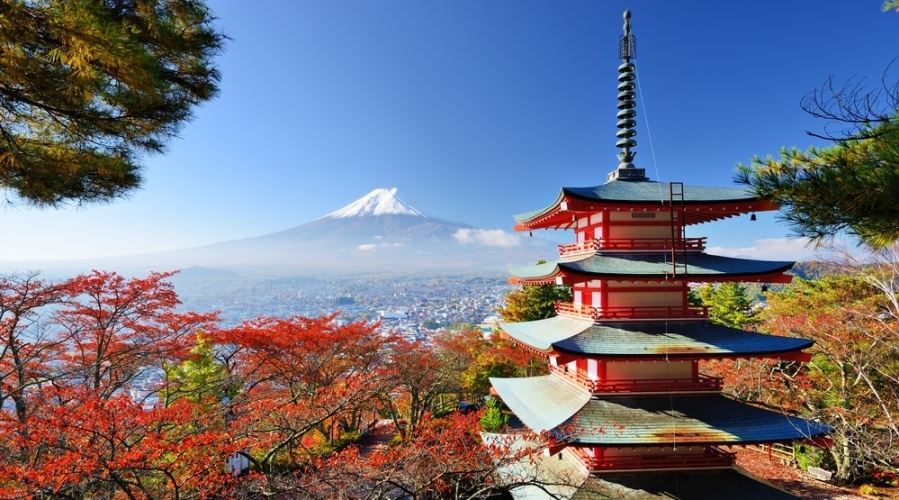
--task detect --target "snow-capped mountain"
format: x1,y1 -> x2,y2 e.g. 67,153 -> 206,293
5,188 -> 552,277
324,188 -> 424,218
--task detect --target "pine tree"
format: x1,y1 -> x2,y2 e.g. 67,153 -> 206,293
692,283 -> 758,329
0,0 -> 224,205
737,3 -> 899,247
164,332 -> 228,405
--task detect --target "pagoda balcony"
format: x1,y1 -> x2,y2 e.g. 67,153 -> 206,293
550,365 -> 723,394
554,302 -> 710,321
558,237 -> 707,257
573,447 -> 735,472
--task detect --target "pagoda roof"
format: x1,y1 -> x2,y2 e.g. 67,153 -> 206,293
497,435 -> 797,499
499,316 -> 813,359
491,375 -> 830,446
510,253 -> 793,284
514,180 -> 770,229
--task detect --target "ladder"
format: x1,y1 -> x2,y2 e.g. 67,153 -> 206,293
668,182 -> 688,278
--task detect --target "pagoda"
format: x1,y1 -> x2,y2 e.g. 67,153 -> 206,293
490,11 -> 829,498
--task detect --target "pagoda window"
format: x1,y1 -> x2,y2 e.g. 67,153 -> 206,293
573,290 -> 583,305
586,359 -> 599,381
606,289 -> 683,308
605,361 -> 692,381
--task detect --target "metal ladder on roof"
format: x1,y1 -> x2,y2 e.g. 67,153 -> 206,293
668,182 -> 688,278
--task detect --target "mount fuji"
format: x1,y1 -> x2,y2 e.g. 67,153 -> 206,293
11,188 -> 552,277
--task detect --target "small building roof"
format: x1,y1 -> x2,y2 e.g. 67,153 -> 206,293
510,253 -> 794,284
491,375 -> 830,446
499,317 -> 813,359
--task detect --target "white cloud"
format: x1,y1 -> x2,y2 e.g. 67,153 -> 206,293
453,228 -> 521,249
357,242 -> 403,252
707,237 -> 836,261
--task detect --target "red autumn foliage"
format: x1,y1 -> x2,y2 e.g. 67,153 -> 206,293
0,271 -> 574,498
56,271 -> 217,398
215,314 -> 394,472
1,387 -> 237,498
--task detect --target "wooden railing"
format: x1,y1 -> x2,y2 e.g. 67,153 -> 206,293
550,365 -> 598,392
595,374 -> 723,393
550,365 -> 722,394
558,237 -> 706,256
574,447 -> 735,472
554,301 -> 709,321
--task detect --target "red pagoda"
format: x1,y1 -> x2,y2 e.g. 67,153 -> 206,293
490,11 -> 829,498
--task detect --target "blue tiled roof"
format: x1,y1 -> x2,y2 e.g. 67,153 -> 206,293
514,180 -> 758,222
565,393 -> 830,446
491,375 -> 830,446
500,317 -> 812,357
510,253 -> 794,281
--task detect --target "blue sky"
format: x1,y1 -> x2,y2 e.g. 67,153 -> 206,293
2,1 -> 896,261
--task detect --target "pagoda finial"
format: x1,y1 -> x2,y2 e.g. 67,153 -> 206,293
608,10 -> 646,182
616,10 -> 637,170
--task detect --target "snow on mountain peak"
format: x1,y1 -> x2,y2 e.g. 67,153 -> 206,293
325,188 -> 424,218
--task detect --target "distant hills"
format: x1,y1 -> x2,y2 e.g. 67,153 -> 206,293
4,188 -> 553,278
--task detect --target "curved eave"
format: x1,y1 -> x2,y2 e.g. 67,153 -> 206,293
510,254 -> 795,285
513,184 -> 778,231
499,316 -> 595,351
554,268 -> 795,285
490,375 -> 591,432
550,321 -> 814,360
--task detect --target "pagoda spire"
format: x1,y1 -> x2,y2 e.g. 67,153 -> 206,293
608,9 -> 646,182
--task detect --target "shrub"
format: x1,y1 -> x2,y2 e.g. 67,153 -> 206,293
794,443 -> 835,471
479,397 -> 508,433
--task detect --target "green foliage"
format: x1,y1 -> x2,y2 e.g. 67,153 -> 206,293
692,283 -> 759,329
0,0 -> 224,205
884,0 -> 899,12
388,434 -> 404,447
794,443 -> 835,471
479,397 -> 508,433
165,333 -> 229,405
498,284 -> 572,323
